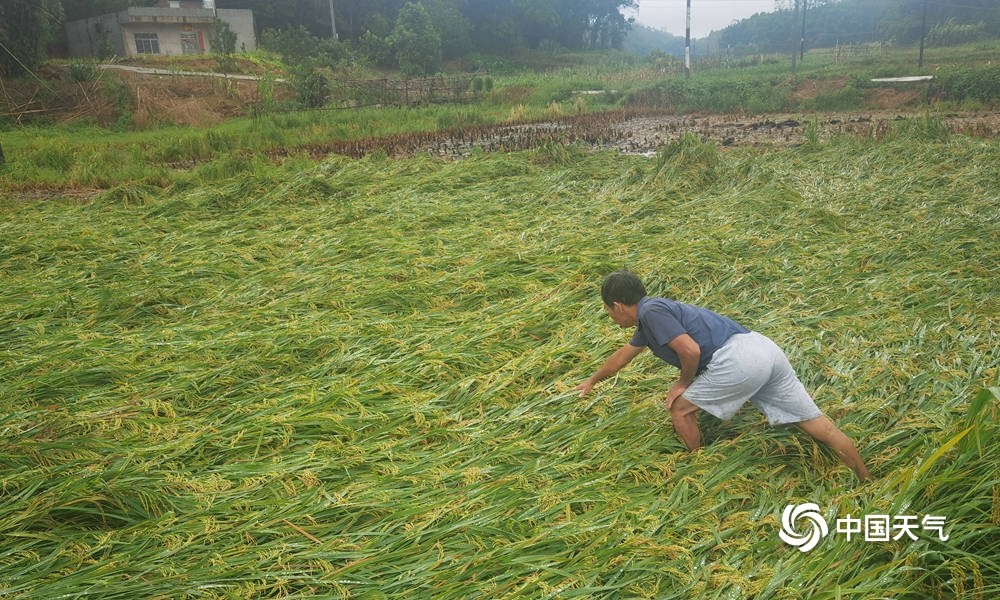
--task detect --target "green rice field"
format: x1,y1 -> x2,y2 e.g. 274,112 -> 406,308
1,126 -> 997,598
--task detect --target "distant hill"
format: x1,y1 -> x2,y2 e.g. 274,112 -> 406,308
622,24 -> 687,57
699,0 -> 999,56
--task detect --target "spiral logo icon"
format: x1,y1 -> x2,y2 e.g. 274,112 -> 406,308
779,503 -> 829,552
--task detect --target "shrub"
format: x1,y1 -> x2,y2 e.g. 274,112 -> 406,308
931,65 -> 1000,106
294,66 -> 330,109
807,86 -> 866,111
260,26 -> 345,68
102,74 -> 135,129
67,61 -> 99,83
926,19 -> 990,47
359,30 -> 394,69
213,18 -> 238,73
891,114 -> 951,142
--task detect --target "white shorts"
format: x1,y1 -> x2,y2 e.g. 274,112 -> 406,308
683,332 -> 822,426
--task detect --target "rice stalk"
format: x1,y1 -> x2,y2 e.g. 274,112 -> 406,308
1,130 -> 997,598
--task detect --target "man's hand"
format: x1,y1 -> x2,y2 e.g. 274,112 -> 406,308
664,381 -> 688,410
574,344 -> 645,399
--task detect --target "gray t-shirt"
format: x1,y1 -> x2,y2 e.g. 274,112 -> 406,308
629,296 -> 750,373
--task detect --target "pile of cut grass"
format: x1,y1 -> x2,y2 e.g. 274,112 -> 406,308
1,126 -> 997,598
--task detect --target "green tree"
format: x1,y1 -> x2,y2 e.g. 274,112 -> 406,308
423,0 -> 472,59
0,0 -> 63,77
214,19 -> 238,55
515,0 -> 560,48
555,0 -> 636,50
331,0 -> 407,41
217,0 -> 327,38
359,30 -> 395,68
709,0 -> 1000,58
260,26 -> 313,64
260,25 -> 345,67
217,0 -> 407,42
393,2 -> 441,76
887,0 -> 1000,44
463,0 -> 635,52
213,18 -> 238,73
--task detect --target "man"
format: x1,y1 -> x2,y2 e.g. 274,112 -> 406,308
575,270 -> 870,481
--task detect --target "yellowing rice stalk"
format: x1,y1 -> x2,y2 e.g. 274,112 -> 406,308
0,126 -> 997,598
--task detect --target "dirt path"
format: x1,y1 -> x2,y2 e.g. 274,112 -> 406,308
99,64 -> 283,82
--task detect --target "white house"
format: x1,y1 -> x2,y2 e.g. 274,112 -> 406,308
66,1 -> 256,58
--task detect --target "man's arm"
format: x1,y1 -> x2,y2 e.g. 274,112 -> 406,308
665,333 -> 701,408
575,343 -> 645,397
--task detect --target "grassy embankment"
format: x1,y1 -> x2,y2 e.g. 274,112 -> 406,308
1,117 -> 997,597
1,40 -> 997,195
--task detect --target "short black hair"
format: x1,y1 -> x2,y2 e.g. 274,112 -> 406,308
601,270 -> 646,306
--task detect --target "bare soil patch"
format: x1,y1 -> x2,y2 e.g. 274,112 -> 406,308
119,70 -> 274,128
393,109 -> 999,159
867,87 -> 924,109
789,76 -> 851,102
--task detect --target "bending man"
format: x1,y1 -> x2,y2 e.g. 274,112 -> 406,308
575,270 -> 870,481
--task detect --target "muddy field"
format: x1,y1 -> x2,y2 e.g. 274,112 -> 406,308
407,109 -> 1000,158
294,108 -> 1000,160
4,65 -> 998,167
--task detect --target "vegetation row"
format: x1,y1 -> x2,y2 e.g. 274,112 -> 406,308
1,124 -> 997,598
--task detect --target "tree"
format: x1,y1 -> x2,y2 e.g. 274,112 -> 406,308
0,0 -> 63,77
886,0 -> 1000,44
393,2 -> 441,76
213,17 -> 238,73
214,19 -> 238,55
422,0 -> 472,59
515,0 -> 561,48
555,0 -> 636,50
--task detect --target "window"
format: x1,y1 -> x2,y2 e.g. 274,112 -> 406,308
134,33 -> 160,54
180,32 -> 201,55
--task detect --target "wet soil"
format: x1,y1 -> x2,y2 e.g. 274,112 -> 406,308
407,109 -> 1000,159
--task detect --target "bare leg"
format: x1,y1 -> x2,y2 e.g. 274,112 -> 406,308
796,415 -> 871,481
671,395 -> 703,451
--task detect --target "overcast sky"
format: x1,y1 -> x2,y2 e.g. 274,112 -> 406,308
627,0 -> 779,38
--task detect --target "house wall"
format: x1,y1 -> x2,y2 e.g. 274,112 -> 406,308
65,8 -> 256,58
65,13 -> 126,58
217,9 -> 257,53
121,21 -> 213,56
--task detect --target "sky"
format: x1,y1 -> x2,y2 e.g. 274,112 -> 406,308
627,0 -> 780,38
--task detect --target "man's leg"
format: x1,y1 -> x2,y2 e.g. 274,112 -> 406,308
671,396 -> 703,451
796,415 -> 870,481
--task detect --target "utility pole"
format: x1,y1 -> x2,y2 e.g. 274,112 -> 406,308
800,0 -> 807,60
918,0 -> 928,67
791,0 -> 798,77
329,0 -> 338,40
685,0 -> 691,78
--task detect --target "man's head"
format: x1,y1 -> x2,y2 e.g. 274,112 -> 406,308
601,270 -> 646,306
601,270 -> 645,328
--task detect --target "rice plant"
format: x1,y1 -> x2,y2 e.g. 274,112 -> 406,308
0,129 -> 997,598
